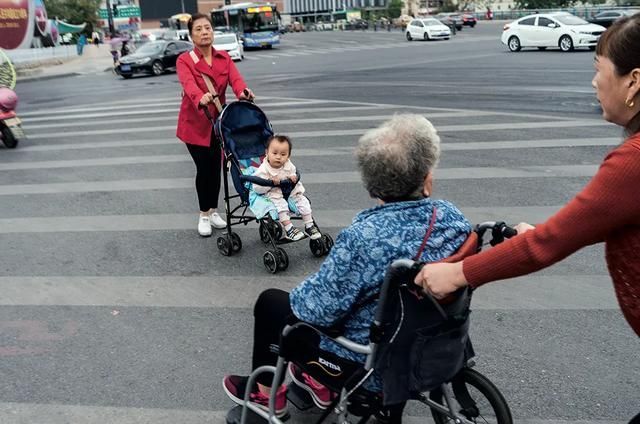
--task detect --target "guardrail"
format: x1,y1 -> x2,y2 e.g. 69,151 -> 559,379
5,46 -> 75,66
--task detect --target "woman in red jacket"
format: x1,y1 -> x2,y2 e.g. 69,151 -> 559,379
416,15 -> 640,422
177,13 -> 254,237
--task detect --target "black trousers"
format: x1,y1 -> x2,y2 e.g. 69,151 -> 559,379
252,289 -> 298,386
630,411 -> 640,424
186,137 -> 222,212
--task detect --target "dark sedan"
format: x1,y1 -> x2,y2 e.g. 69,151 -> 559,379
435,13 -> 464,31
461,13 -> 477,27
588,9 -> 638,27
117,40 -> 192,79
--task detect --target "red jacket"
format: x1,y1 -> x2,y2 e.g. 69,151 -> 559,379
176,47 -> 248,147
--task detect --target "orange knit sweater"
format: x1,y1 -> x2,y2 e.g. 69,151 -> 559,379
464,132 -> 640,337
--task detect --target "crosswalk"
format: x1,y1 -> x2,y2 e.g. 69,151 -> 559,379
1,92 -> 637,423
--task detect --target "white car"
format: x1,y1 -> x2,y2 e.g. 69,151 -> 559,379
406,18 -> 452,41
213,33 -> 244,61
501,12 -> 606,52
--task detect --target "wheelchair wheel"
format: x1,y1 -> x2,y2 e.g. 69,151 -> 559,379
263,250 -> 278,273
230,232 -> 242,253
217,236 -> 232,256
429,368 -> 513,424
275,247 -> 289,271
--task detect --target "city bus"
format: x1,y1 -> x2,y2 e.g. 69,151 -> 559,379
211,3 -> 280,49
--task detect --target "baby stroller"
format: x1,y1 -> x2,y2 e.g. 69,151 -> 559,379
225,221 -> 517,424
204,101 -> 334,273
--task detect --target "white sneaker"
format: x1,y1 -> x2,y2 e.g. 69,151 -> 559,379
198,215 -> 212,237
209,211 -> 227,229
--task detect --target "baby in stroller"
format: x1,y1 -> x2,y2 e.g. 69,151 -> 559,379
253,135 -> 321,242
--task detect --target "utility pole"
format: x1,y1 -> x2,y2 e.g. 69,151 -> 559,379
181,0 -> 186,13
106,0 -> 116,36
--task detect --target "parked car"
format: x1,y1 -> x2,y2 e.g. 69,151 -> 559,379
501,12 -> 605,52
345,19 -> 368,30
213,33 -> 244,61
406,18 -> 451,41
588,9 -> 639,28
117,40 -> 192,79
435,13 -> 463,30
461,13 -> 478,27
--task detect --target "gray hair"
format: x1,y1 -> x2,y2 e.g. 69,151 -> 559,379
356,114 -> 441,201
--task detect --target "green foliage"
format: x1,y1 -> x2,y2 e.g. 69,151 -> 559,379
439,0 -> 459,12
387,0 -> 403,19
44,0 -> 101,30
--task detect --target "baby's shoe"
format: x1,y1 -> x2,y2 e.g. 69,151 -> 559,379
285,226 -> 305,241
305,223 -> 322,240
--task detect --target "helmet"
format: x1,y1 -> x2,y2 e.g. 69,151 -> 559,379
0,87 -> 18,112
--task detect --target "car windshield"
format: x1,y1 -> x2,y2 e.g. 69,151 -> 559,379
423,19 -> 441,26
555,15 -> 588,25
214,35 -> 237,44
136,43 -> 164,54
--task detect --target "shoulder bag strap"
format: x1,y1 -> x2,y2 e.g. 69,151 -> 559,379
413,206 -> 438,261
189,50 -> 224,114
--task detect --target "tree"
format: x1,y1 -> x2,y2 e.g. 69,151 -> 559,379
44,0 -> 101,30
387,0 -> 403,19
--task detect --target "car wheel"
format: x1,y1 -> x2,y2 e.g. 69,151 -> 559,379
445,37 -> 450,40
406,31 -> 412,41
423,32 -> 430,41
537,47 -> 547,50
559,35 -> 574,52
508,36 -> 521,52
151,60 -> 164,76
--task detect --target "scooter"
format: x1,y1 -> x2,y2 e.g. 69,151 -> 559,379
0,87 -> 25,149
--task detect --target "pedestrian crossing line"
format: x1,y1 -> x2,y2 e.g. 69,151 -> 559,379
0,274 -> 615,310
22,110 -> 503,131
14,137 -> 621,154
0,165 -> 600,196
26,120 -> 610,140
19,98 -> 329,118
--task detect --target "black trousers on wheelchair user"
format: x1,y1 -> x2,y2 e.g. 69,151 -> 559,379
252,288 -> 406,420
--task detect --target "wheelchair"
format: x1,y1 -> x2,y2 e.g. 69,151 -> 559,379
226,222 -> 517,424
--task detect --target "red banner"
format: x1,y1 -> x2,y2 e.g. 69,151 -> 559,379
0,0 -> 32,50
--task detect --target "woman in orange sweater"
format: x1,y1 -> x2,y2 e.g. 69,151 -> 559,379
416,14 -> 640,410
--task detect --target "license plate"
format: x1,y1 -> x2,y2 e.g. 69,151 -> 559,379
121,64 -> 131,71
4,117 -> 21,126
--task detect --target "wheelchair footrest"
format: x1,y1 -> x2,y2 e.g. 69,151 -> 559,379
225,405 -> 291,424
286,383 -> 315,411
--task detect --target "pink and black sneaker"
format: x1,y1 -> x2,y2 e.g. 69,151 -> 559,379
222,375 -> 288,418
288,363 -> 336,410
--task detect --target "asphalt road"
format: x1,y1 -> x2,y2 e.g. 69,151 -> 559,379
2,21 -> 639,423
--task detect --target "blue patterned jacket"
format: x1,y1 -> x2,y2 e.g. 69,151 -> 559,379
289,198 -> 471,390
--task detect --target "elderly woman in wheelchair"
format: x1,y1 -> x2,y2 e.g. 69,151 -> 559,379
223,115 -> 513,424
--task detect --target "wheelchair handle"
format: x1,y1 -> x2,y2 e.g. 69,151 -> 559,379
475,221 -> 518,247
374,259 -> 421,324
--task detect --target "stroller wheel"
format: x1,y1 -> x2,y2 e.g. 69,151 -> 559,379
275,247 -> 289,271
259,222 -> 271,244
230,232 -> 243,253
217,236 -> 232,256
263,250 -> 278,273
322,234 -> 334,254
309,238 -> 325,257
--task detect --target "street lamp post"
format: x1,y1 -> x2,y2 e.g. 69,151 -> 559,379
181,0 -> 186,13
106,0 -> 116,36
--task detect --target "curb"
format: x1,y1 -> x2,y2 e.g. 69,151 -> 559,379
18,66 -> 115,83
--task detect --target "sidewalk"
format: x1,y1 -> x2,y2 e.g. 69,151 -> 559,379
15,44 -> 115,82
